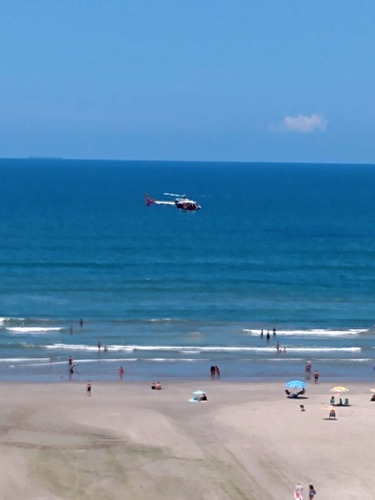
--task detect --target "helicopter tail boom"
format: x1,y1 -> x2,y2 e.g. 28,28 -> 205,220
144,194 -> 155,206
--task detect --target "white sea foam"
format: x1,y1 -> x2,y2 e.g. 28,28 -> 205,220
0,357 -> 50,363
48,358 -> 138,364
287,347 -> 361,353
147,358 -> 204,363
46,343 -> 102,351
149,318 -> 175,323
7,327 -> 63,334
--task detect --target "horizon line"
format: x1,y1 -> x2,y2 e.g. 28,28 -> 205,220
0,156 -> 374,167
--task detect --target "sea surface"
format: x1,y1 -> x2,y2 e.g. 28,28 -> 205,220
1,159 -> 375,383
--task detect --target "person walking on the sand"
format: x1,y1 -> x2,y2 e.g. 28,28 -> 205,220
308,484 -> 316,499
294,482 -> 303,499
313,370 -> 319,384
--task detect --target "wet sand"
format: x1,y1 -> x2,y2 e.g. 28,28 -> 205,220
0,380 -> 373,499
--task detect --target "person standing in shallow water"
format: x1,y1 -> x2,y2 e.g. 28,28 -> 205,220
313,370 -> 319,384
305,360 -> 312,380
87,381 -> 92,396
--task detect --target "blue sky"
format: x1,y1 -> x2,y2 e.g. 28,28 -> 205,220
1,1 -> 374,163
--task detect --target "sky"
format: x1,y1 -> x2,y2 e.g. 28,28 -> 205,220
0,1 -> 374,163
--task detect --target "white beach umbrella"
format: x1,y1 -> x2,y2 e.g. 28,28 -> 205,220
330,386 -> 349,393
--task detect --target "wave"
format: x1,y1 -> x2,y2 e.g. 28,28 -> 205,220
148,318 -> 179,323
7,327 -> 64,334
45,343 -> 361,354
242,328 -> 368,337
0,317 -> 25,325
44,358 -> 209,367
267,357 -> 371,363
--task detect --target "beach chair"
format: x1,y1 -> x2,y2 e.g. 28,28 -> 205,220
344,398 -> 349,406
285,389 -> 291,397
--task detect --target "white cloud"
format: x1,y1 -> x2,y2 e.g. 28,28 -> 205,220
269,113 -> 327,133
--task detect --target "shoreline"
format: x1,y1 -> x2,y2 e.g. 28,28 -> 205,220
0,380 -> 374,498
0,376 -> 375,388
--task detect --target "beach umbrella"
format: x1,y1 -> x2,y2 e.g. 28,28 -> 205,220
330,386 -> 349,393
285,380 -> 306,389
193,390 -> 205,395
370,388 -> 375,393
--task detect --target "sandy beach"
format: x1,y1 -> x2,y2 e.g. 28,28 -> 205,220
0,380 -> 373,499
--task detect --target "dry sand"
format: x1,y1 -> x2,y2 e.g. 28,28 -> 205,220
0,380 -> 373,499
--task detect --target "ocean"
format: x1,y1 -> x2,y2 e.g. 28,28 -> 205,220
1,159 -> 375,383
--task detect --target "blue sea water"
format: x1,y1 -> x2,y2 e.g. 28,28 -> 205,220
1,159 -> 375,382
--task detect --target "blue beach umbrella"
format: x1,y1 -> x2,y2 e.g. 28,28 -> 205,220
285,380 -> 306,389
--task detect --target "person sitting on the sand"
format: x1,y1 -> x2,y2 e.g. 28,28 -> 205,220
329,408 -> 336,419
371,393 -> 375,401
330,395 -> 335,405
198,393 -> 207,401
151,381 -> 162,390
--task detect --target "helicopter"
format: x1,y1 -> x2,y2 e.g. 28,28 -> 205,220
144,192 -> 201,211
